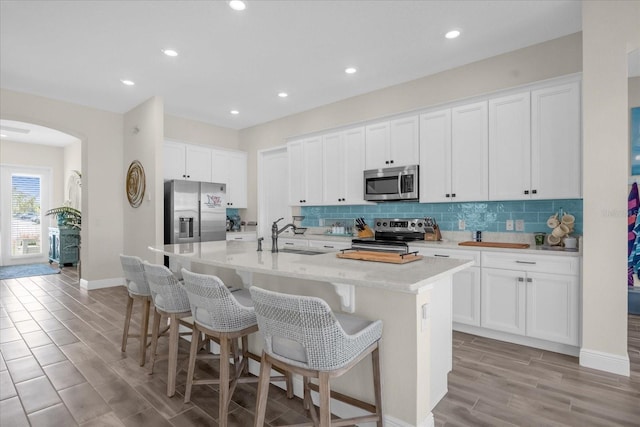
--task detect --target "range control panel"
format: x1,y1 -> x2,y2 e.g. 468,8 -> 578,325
374,218 -> 428,233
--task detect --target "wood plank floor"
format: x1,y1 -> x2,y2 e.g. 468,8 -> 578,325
1,266 -> 639,426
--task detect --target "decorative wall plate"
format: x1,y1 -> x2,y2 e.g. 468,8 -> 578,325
126,160 -> 146,208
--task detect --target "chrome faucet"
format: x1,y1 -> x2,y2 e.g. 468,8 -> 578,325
271,217 -> 297,252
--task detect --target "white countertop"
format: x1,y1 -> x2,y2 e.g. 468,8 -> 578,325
149,240 -> 473,294
277,231 -> 582,257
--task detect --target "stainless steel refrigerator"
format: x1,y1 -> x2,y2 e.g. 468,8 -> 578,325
164,180 -> 227,244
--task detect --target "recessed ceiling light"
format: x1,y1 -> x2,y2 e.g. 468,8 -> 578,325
121,79 -> 135,86
345,67 -> 357,74
162,49 -> 178,57
278,92 -> 288,98
0,134 -> 7,138
445,29 -> 461,39
229,1 -> 246,11
230,110 -> 240,115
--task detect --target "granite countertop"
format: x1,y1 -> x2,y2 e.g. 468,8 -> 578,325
150,240 -> 473,294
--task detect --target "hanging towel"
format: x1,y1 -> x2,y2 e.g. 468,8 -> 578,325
632,214 -> 640,282
628,183 -> 640,286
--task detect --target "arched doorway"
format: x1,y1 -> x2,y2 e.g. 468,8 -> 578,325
0,120 -> 81,267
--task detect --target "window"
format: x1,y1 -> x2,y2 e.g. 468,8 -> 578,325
10,174 -> 42,256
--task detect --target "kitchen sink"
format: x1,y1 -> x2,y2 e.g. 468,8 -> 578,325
279,248 -> 325,255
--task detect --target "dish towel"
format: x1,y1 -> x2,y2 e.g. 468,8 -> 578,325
628,183 -> 640,286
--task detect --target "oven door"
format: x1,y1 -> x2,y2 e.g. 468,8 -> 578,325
364,165 -> 418,201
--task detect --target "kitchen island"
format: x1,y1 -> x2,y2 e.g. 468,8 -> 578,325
149,240 -> 473,427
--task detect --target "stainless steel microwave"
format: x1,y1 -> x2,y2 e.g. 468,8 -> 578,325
363,165 -> 419,201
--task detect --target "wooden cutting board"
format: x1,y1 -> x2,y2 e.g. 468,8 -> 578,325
458,241 -> 530,249
337,251 -> 423,264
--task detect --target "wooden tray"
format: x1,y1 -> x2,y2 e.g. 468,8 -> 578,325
337,250 -> 423,264
458,241 -> 530,249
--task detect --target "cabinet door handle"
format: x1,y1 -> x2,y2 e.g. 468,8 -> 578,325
516,260 -> 536,265
518,277 -> 524,282
385,160 -> 390,164
434,254 -> 450,258
532,190 -> 537,194
451,193 -> 456,198
390,160 -> 394,164
524,190 -> 529,195
526,278 -> 533,282
445,194 -> 450,198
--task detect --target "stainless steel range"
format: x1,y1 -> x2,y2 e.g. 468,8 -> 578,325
372,218 -> 428,242
350,218 -> 428,253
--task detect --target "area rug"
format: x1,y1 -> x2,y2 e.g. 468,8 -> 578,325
0,263 -> 61,280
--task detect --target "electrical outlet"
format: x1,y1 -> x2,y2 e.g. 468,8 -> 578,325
458,219 -> 465,230
515,219 -> 525,231
506,220 -> 514,231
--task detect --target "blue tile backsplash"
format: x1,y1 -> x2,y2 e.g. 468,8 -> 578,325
301,199 -> 583,234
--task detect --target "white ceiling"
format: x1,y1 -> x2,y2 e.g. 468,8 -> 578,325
0,0 -> 586,133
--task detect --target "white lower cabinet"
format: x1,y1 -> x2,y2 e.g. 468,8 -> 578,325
481,251 -> 580,347
412,246 -> 581,351
411,247 -> 481,327
526,271 -> 579,346
452,267 -> 481,326
226,232 -> 256,242
481,268 -> 526,335
308,239 -> 351,251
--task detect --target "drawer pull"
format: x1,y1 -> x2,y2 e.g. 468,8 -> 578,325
234,237 -> 243,240
516,260 -> 536,265
434,254 -> 450,258
285,242 -> 294,246
323,245 -> 334,249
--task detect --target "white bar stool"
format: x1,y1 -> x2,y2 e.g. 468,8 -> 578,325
180,269 -> 292,427
119,254 -> 152,366
250,286 -> 384,427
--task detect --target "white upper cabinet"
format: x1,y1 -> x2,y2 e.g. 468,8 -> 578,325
489,92 -> 532,200
420,102 -> 488,203
420,109 -> 452,203
489,81 -> 581,201
164,141 -> 212,182
451,102 -> 489,202
211,148 -> 248,208
531,82 -> 581,199
323,127 -> 367,205
365,116 -> 419,169
164,141 -> 247,208
288,136 -> 323,205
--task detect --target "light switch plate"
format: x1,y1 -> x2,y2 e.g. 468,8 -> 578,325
515,219 -> 525,231
458,219 -> 465,230
506,220 -> 514,231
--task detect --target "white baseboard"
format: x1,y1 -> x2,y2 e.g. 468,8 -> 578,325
80,277 -> 124,290
579,348 -> 630,377
246,359 -> 433,427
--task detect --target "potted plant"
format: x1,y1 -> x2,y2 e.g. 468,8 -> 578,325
45,206 -> 81,229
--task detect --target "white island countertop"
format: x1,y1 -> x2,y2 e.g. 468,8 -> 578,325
149,240 -> 473,294
151,239 -> 472,425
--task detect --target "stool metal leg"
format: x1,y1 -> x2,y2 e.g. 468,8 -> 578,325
372,346 -> 383,427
